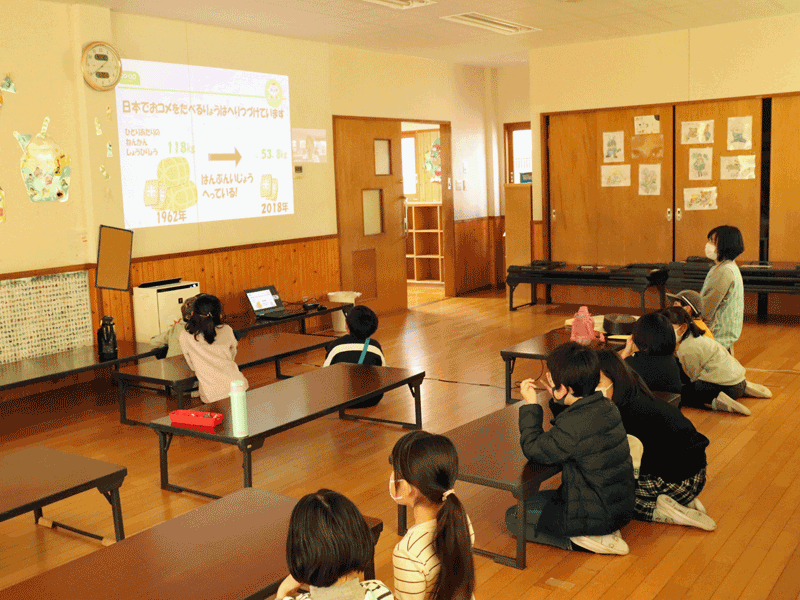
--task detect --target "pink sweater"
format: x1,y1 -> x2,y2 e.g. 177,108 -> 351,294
179,325 -> 248,403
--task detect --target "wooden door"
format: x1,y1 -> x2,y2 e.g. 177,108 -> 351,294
333,117 -> 407,315
769,94 -> 800,262
595,105 -> 674,264
674,98 -> 761,262
548,112 -> 598,265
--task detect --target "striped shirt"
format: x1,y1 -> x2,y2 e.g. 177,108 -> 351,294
393,517 -> 475,600
700,261 -> 743,350
323,336 -> 386,367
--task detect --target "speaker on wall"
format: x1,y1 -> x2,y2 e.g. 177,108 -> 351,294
96,225 -> 133,291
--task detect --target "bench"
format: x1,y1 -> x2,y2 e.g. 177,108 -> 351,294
114,331 -> 333,424
0,488 -> 382,600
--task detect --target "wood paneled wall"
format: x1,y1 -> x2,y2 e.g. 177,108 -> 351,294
454,216 -> 504,295
94,236 -> 341,340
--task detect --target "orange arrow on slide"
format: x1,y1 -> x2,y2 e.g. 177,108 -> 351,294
208,148 -> 242,166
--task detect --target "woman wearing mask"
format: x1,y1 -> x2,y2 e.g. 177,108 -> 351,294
700,226 -> 744,353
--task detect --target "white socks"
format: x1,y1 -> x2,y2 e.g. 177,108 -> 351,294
653,495 -> 716,531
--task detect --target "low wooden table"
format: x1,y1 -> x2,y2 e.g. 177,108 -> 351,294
0,488 -> 383,600
228,302 -> 353,336
150,363 -> 425,499
501,328 -> 622,404
397,395 -> 559,570
114,332 -> 333,424
0,341 -> 159,393
0,446 -> 126,545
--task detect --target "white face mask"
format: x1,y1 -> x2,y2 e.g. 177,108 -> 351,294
389,477 -> 405,502
598,384 -> 612,397
705,241 -> 717,261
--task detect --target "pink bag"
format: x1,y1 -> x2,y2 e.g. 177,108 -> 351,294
570,306 -> 605,345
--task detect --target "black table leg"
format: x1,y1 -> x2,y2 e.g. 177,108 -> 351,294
300,318 -> 307,334
408,382 -> 422,430
515,495 -> 527,569
546,284 -> 552,304
33,507 -> 43,525
157,431 -> 174,491
658,283 -> 666,309
509,283 -> 516,311
640,289 -> 647,315
99,483 -> 126,542
275,359 -> 290,379
174,384 -> 189,410
117,379 -> 131,425
242,447 -> 253,488
505,357 -> 516,404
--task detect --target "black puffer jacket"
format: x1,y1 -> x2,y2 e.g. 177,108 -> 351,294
519,392 -> 635,537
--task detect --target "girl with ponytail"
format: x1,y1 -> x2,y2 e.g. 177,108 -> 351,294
178,293 -> 248,403
389,431 -> 475,600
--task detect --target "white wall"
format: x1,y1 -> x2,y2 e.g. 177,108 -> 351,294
495,65 -> 530,216
528,13 -> 800,220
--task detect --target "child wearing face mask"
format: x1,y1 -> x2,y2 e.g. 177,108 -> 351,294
700,225 -> 745,352
662,307 -> 771,415
596,350 -> 715,531
389,431 -> 475,600
511,342 -> 635,555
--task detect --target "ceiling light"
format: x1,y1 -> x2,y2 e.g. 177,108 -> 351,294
440,13 -> 540,35
359,0 -> 437,9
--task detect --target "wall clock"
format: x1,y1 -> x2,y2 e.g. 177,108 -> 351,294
81,41 -> 122,91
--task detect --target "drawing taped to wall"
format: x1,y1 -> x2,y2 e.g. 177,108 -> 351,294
603,131 -> 624,163
681,120 -> 714,144
601,164 -> 631,187
727,116 -> 753,151
638,164 -> 661,195
634,115 -> 660,135
631,134 -> 664,160
689,148 -> 713,180
720,155 -> 756,180
684,187 -> 718,211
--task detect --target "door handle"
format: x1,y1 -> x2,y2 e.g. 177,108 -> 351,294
401,198 -> 408,237
676,208 -> 682,221
447,177 -> 452,191
551,209 -> 556,220
666,208 -> 672,222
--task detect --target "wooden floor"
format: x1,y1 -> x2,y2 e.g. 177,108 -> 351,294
2,290 -> 800,599
408,282 -> 445,307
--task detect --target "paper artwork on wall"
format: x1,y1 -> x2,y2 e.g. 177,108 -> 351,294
603,131 -> 625,162
639,164 -> 661,196
291,128 -> 328,163
106,106 -> 113,121
601,164 -> 631,187
727,116 -> 752,150
684,187 -> 718,211
1,74 -> 17,93
0,185 -> 5,223
721,155 -> 756,180
634,115 -> 660,135
14,117 -> 71,203
631,134 -> 664,160
107,142 -> 113,157
100,165 -> 110,180
681,120 -> 714,144
689,148 -> 713,180
94,117 -> 102,136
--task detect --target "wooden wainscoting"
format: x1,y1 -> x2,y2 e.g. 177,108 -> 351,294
94,235 -> 341,340
454,216 -> 505,295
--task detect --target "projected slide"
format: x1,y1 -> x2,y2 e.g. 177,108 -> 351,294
115,60 -> 293,229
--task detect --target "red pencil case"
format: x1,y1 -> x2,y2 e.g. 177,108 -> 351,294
169,409 -> 224,427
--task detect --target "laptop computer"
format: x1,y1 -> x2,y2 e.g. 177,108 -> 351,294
244,285 -> 305,320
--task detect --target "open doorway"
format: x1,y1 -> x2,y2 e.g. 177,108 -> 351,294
402,122 -> 445,307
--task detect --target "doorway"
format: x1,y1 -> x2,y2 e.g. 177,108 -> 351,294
332,117 -> 455,316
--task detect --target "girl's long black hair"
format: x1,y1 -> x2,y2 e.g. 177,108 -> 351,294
597,349 -> 656,406
391,431 -> 475,600
661,306 -> 704,341
185,293 -> 223,344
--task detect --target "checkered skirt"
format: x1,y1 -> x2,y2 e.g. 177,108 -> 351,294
635,468 -> 707,521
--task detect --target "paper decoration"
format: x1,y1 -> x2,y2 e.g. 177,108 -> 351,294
94,117 -> 102,136
721,155 -> 756,180
99,165 -> 110,180
14,117 -> 71,203
603,131 -> 625,162
681,120 -> 714,144
424,137 -> 442,182
727,116 -> 752,150
684,187 -> 718,211
689,148 -> 713,180
631,134 -> 664,160
634,115 -> 660,135
1,74 -> 17,93
601,164 -> 631,187
106,106 -> 112,121
107,142 -> 113,157
0,185 -> 5,223
639,164 -> 661,195
0,93 -> 3,113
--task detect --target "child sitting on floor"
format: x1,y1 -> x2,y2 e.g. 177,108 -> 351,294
511,342 -> 635,555
597,350 -> 715,531
662,307 -> 771,416
324,305 -> 386,408
620,312 -> 683,394
277,489 -> 393,600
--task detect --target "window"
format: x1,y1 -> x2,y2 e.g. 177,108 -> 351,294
504,122 -> 532,184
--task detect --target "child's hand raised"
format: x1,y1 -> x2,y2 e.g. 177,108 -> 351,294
620,336 -> 637,359
520,379 -> 541,405
277,574 -> 302,599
